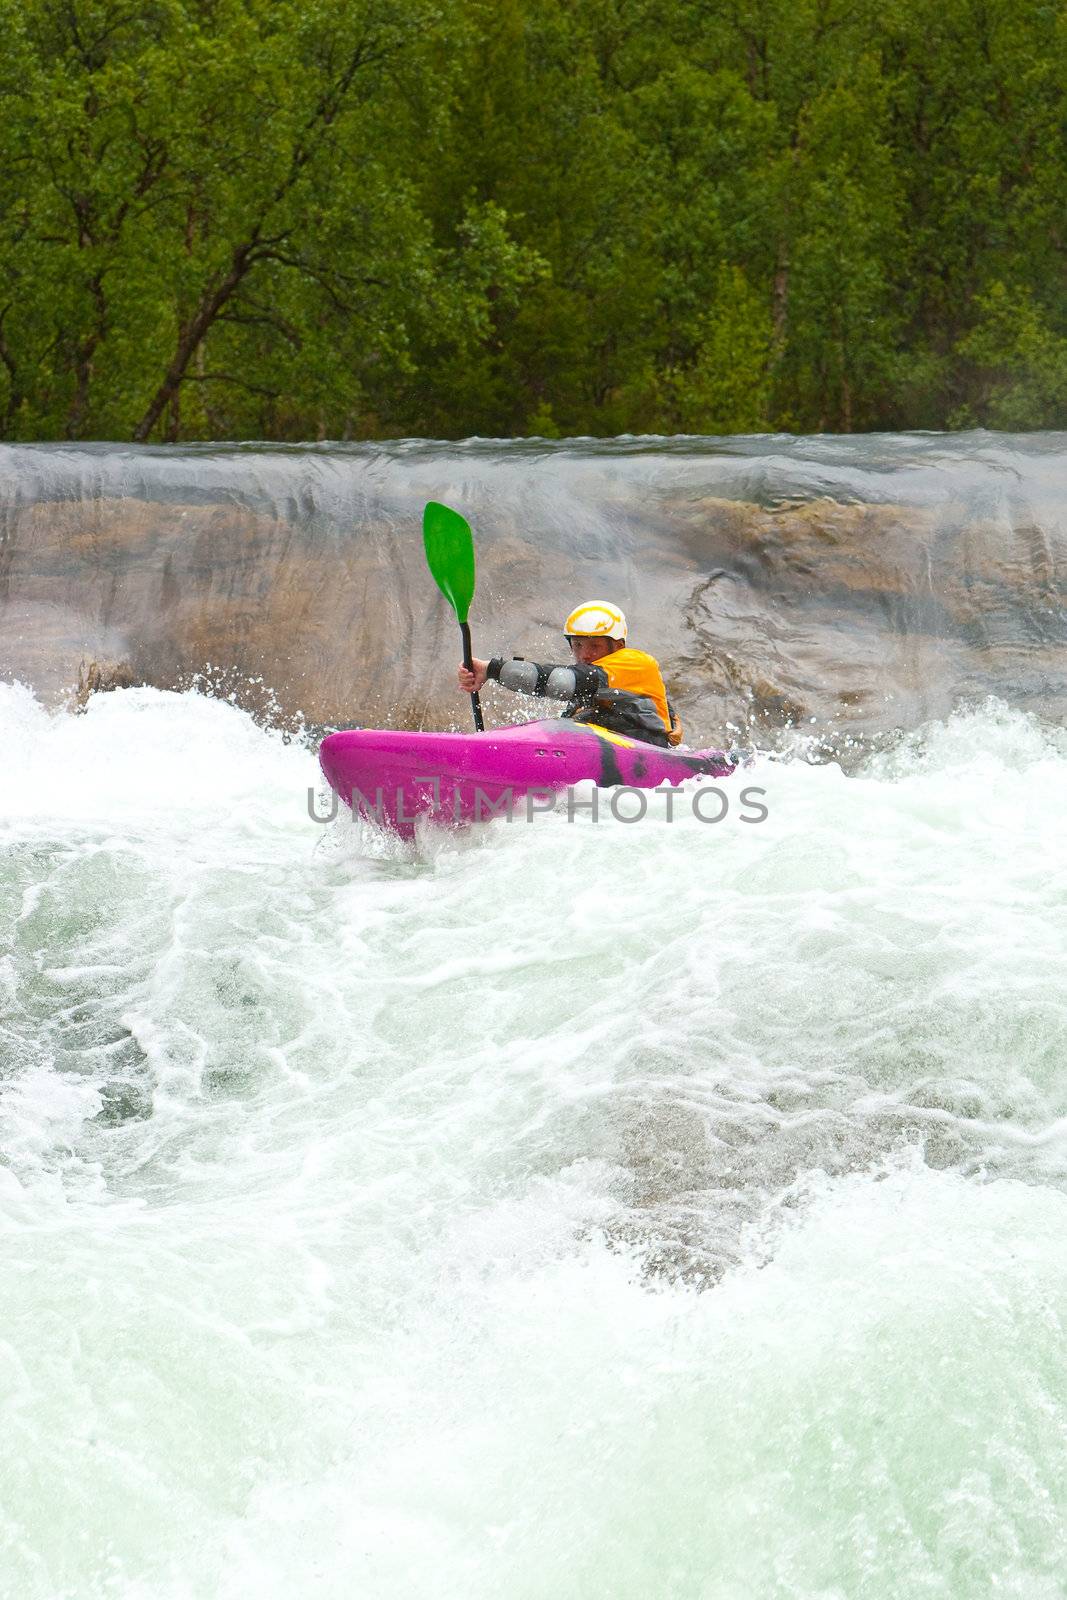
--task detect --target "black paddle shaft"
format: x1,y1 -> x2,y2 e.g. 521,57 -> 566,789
460,621 -> 485,732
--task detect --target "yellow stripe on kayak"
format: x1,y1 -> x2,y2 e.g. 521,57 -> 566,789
581,723 -> 635,748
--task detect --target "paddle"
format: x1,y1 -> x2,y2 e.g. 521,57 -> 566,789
423,500 -> 485,732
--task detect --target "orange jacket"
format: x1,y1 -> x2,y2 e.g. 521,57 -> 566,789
597,648 -> 672,732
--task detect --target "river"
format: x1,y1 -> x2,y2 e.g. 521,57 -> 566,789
2,435 -> 1066,1597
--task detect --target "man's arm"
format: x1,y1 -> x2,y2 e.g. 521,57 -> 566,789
459,657 -> 606,702
487,657 -> 606,703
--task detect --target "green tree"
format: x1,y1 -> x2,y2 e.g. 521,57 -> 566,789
955,281 -> 1067,429
3,0 -> 1067,439
0,0 -> 543,440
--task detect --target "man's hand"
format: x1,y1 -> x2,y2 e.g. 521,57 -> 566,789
458,658 -> 489,694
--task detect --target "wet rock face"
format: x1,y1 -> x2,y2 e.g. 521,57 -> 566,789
1,437 -> 1065,744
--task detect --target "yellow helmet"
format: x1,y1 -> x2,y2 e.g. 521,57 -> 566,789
564,600 -> 627,641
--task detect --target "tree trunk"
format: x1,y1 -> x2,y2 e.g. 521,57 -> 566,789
66,333 -> 99,439
132,247 -> 255,442
773,250 -> 789,352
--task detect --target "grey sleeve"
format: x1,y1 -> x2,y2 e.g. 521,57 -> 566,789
486,658 -> 606,704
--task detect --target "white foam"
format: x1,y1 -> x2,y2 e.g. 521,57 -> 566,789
2,688 -> 1066,1597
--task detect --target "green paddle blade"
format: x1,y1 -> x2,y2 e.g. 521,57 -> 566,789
423,501 -> 476,624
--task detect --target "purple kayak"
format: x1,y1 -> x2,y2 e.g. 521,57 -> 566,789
319,718 -> 736,837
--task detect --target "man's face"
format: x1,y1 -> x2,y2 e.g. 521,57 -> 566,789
567,635 -> 617,665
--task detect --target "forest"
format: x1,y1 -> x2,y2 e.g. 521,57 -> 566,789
1,0 -> 1064,442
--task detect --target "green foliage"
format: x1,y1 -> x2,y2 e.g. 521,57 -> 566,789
655,266 -> 773,434
1,0 -> 1065,439
955,283 -> 1067,429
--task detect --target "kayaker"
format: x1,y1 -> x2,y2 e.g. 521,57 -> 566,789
457,600 -> 683,747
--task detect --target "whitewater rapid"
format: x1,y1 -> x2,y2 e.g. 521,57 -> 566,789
2,683 -> 1067,1598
